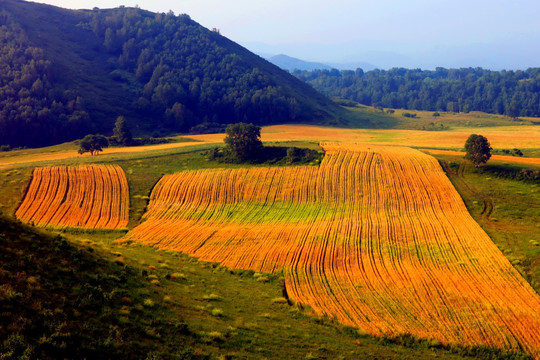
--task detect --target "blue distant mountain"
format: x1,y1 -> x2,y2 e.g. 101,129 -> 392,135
268,54 -> 333,71
267,54 -> 377,72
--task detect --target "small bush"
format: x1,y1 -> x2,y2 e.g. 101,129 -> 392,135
211,308 -> 224,317
211,308 -> 225,317
402,112 -> 417,118
202,293 -> 221,301
143,298 -> 155,308
170,272 -> 186,280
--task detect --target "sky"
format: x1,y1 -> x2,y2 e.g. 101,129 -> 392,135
30,0 -> 540,70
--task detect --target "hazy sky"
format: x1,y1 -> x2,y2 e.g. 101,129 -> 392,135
30,0 -> 540,69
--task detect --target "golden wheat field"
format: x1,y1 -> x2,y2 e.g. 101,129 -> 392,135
16,165 -> 129,229
124,143 -> 540,357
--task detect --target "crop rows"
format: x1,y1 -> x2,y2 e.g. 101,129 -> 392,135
16,165 -> 129,229
125,143 -> 540,357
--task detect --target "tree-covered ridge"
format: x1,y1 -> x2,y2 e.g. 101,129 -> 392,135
0,10 -> 89,147
294,67 -> 540,116
82,7 -> 309,131
0,0 -> 344,148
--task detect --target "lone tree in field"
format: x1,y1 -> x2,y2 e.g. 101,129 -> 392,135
464,134 -> 492,167
78,134 -> 109,156
224,122 -> 263,162
113,115 -> 132,146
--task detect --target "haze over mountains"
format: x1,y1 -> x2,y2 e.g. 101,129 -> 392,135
31,0 -> 540,71
246,38 -> 540,71
265,54 -> 376,72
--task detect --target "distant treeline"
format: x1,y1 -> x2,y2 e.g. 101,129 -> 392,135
294,67 -> 540,116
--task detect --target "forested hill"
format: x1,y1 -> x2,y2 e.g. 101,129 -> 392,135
0,0 -> 346,148
294,68 -> 540,117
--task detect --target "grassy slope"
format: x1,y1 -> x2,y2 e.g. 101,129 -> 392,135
347,105 -> 539,130
0,216 -> 196,359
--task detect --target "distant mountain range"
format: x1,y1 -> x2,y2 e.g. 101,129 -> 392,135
267,54 -> 332,71
265,54 -> 377,72
246,40 -> 540,71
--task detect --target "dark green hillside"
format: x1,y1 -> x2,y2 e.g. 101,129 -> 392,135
0,216 -> 196,359
0,0 -> 348,148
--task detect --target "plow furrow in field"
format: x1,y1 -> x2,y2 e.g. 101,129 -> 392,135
124,143 -> 540,357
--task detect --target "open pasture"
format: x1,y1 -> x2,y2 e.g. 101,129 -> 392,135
124,143 -> 540,357
16,165 -> 129,229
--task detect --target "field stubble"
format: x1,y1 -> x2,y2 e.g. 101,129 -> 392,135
16,164 -> 129,229
123,143 -> 540,358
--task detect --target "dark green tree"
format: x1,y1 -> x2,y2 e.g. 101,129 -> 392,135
224,122 -> 263,162
464,134 -> 492,167
506,101 -> 520,121
78,134 -> 109,155
113,116 -> 132,146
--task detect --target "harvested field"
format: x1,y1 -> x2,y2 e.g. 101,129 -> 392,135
16,165 -> 129,229
124,143 -> 540,357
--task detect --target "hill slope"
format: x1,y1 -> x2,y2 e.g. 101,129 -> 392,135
0,216 -> 196,359
0,0 -> 349,148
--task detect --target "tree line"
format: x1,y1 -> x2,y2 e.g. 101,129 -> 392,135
294,67 -> 540,117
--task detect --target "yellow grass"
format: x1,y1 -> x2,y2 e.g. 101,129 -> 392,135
16,165 -> 129,229
0,140 -> 207,169
1,125 -> 537,169
421,149 -> 540,165
123,143 -> 540,357
182,124 -> 540,150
